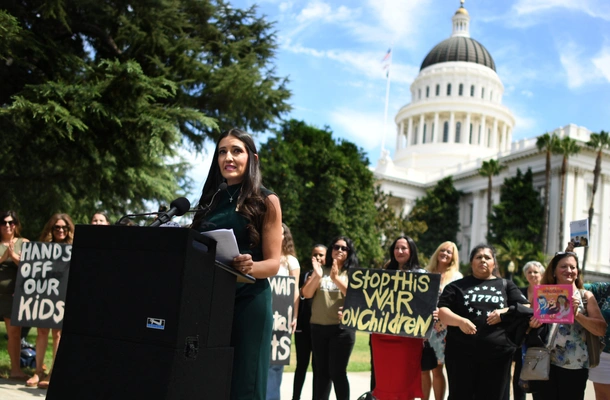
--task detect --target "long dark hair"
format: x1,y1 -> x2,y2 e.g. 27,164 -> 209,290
542,252 -> 583,289
386,236 -> 420,271
192,128 -> 267,247
0,210 -> 23,238
469,244 -> 500,278
326,236 -> 359,271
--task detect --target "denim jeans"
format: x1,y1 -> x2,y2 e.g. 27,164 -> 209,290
266,364 -> 284,400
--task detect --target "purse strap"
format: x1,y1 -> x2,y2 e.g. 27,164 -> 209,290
545,323 -> 559,349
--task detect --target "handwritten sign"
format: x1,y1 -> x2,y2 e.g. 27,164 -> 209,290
534,284 -> 574,324
10,242 -> 72,328
340,268 -> 440,338
269,275 -> 296,365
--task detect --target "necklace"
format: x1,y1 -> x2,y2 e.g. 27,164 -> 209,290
226,186 -> 242,203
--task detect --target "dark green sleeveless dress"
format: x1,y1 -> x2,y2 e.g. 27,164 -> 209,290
197,184 -> 273,400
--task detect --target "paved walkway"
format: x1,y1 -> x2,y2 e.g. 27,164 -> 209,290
0,371 -> 597,399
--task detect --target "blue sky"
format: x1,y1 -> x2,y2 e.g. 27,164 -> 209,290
185,0 -> 610,203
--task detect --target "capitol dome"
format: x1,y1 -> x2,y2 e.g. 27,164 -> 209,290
420,36 -> 496,72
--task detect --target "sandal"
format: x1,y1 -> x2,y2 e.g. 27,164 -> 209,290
38,372 -> 51,389
25,372 -> 42,387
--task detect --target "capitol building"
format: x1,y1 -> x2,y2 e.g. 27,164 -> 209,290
375,2 -> 610,278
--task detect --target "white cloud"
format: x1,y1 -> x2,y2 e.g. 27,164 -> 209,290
512,0 -> 610,20
558,41 -> 606,88
296,1 -> 357,23
279,2 -> 293,13
284,41 -> 418,84
592,45 -> 610,83
330,108 -> 388,150
521,90 -> 534,97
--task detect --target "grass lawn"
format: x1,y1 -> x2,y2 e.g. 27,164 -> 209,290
284,330 -> 371,373
1,324 -> 371,376
0,323 -> 54,379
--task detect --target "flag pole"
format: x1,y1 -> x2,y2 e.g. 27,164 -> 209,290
381,47 -> 392,158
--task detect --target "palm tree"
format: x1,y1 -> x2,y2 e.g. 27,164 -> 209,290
553,136 -> 580,250
536,132 -> 559,254
582,130 -> 610,272
478,159 -> 507,238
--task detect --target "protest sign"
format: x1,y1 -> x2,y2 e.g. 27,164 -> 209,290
269,275 -> 296,365
340,268 -> 440,338
533,284 -> 574,324
11,242 -> 72,328
569,219 -> 589,247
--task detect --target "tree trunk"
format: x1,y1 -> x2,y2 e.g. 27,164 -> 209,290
559,157 -> 567,250
582,150 -> 602,273
542,150 -> 551,253
487,175 -> 492,238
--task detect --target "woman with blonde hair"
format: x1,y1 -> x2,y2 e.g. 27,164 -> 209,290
26,213 -> 75,389
422,241 -> 462,400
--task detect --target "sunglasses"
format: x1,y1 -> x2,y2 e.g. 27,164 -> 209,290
332,245 -> 349,252
2,220 -> 16,227
555,251 -> 577,257
53,225 -> 70,232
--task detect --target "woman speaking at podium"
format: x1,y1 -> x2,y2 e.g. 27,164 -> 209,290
192,128 -> 282,400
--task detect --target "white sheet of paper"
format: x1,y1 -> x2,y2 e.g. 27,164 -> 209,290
198,228 -> 240,264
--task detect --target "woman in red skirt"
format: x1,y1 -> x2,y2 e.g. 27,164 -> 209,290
371,236 -> 426,400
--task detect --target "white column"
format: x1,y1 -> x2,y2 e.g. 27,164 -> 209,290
417,114 -> 424,145
397,121 -> 404,149
464,113 -> 471,144
480,115 -> 487,146
433,112 -> 440,143
502,124 -> 508,151
449,112 -> 455,143
491,118 -> 498,149
407,117 -> 413,146
597,175 -> 610,270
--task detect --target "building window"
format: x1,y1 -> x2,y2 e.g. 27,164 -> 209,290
443,122 -> 449,142
431,123 -> 435,142
459,84 -> 463,96
418,88 -> 421,100
436,84 -> 440,96
469,123 -> 473,144
455,122 -> 461,143
478,125 -> 482,144
490,90 -> 493,102
426,86 -> 430,97
447,83 -> 452,96
413,126 -> 418,145
423,124 -> 427,143
469,203 -> 474,225
488,129 -> 491,147
481,87 -> 485,99
470,85 -> 475,96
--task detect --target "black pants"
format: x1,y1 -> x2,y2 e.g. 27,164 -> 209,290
310,324 -> 355,400
446,350 -> 512,400
292,326 -> 312,400
538,365 -> 588,400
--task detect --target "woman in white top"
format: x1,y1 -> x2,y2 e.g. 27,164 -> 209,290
266,223 -> 300,400
422,241 -> 462,400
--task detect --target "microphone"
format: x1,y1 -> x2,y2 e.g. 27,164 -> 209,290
200,182 -> 228,214
115,212 -> 160,225
150,197 -> 191,227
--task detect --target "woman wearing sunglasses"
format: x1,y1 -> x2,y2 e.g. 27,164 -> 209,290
302,236 -> 359,400
26,213 -> 75,389
0,210 -> 30,381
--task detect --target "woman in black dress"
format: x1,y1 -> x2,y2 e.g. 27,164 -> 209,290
192,128 -> 283,400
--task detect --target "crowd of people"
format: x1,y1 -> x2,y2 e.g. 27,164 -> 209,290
2,128 -> 610,400
0,211 -> 110,388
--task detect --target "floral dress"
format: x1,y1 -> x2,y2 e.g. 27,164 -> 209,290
550,290 -> 589,369
429,271 -> 463,363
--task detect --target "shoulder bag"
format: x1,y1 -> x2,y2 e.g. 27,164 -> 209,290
520,323 -> 558,381
580,289 -> 605,369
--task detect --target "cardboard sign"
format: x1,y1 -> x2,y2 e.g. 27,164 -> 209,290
533,284 -> 574,324
340,268 -> 440,338
11,242 -> 72,328
269,275 -> 296,365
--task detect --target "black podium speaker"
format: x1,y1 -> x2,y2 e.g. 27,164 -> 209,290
47,225 -> 238,400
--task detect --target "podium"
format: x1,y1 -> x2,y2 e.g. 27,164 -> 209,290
46,225 -> 244,400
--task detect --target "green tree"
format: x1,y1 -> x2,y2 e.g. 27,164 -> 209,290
408,176 -> 462,258
488,168 -> 544,252
373,185 -> 427,266
0,1 -> 290,236
259,120 -> 383,268
536,132 -> 559,253
553,136 -> 581,250
583,130 -> 610,271
478,159 -> 506,238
